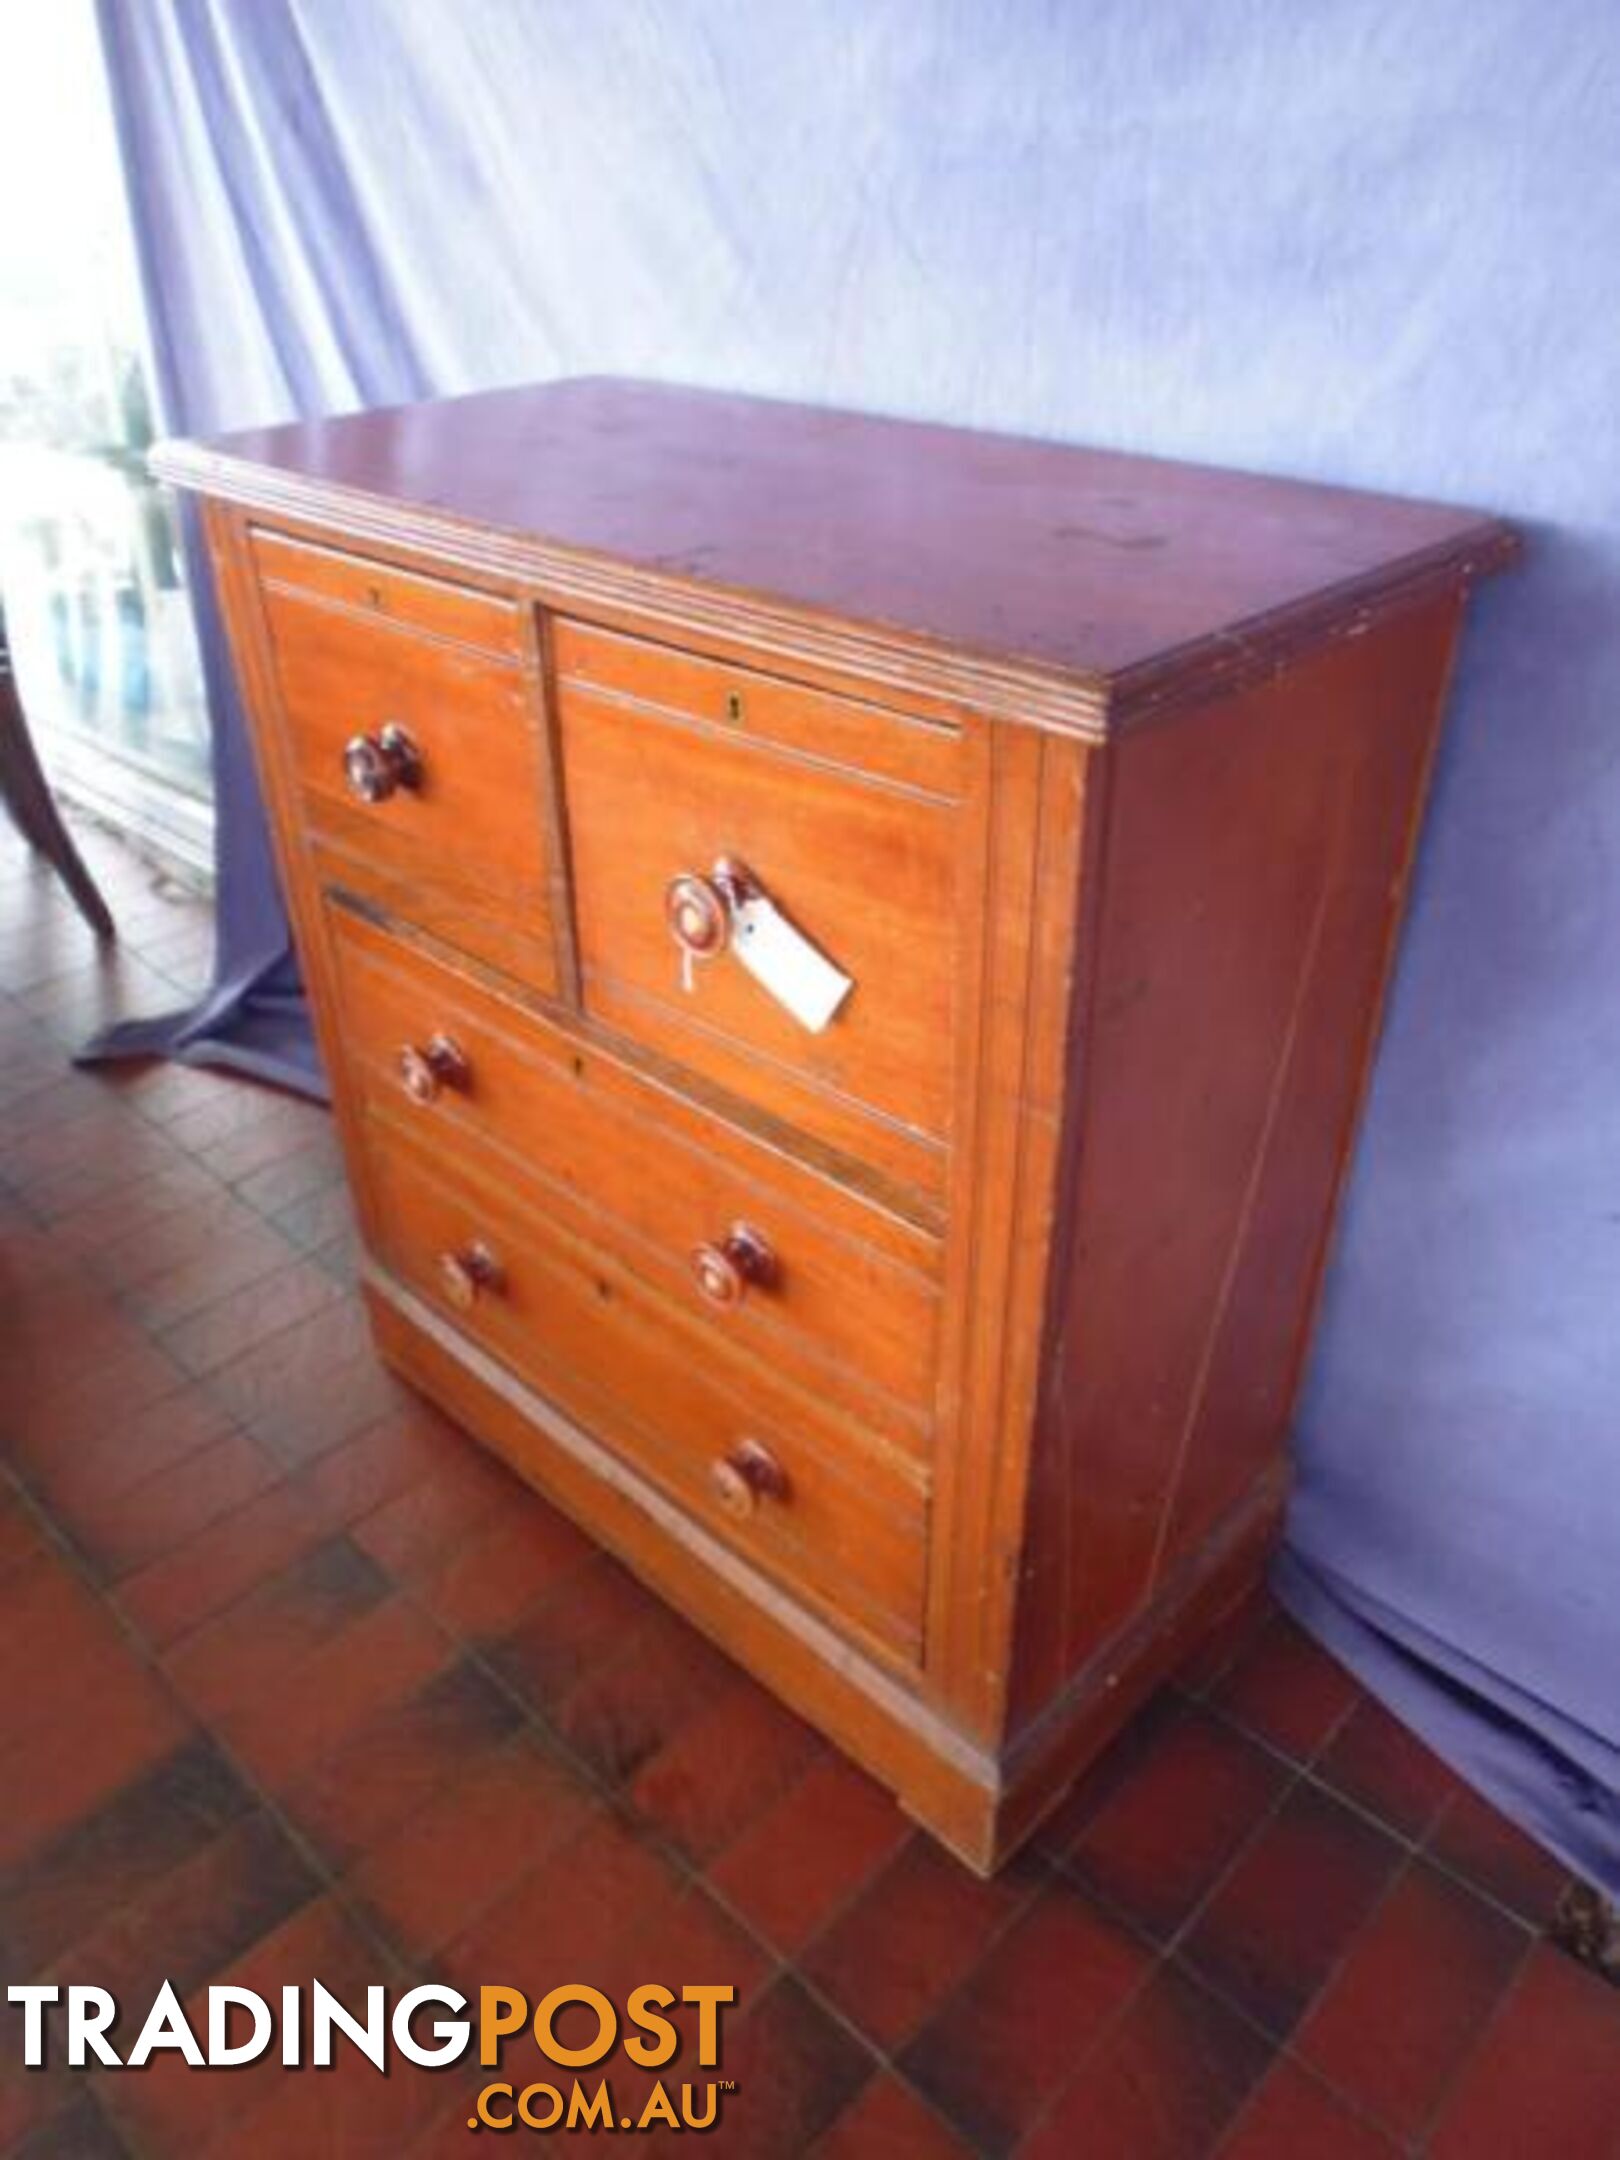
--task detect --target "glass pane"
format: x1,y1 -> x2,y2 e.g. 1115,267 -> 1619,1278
0,1 -> 210,814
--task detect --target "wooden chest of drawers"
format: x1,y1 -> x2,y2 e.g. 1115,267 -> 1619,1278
157,379 -> 1514,1869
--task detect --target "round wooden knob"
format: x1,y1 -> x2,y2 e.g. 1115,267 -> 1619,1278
397,1034 -> 470,1105
343,722 -> 422,803
709,1439 -> 789,1520
690,1222 -> 776,1308
665,872 -> 730,961
437,1241 -> 501,1311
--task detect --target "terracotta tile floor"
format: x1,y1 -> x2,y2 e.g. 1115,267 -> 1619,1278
2,814 -> 1617,2157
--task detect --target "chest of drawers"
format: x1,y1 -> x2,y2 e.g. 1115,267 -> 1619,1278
156,379 -> 1514,1869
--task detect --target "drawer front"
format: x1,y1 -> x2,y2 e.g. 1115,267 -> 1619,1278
555,622 -> 967,1198
253,534 -> 560,994
365,1127 -> 928,1664
327,903 -> 940,1450
254,529 -> 521,655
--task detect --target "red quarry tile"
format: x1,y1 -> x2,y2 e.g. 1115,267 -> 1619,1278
0,1487 -> 44,1574
3,1258 -> 141,1389
1059,1699 -> 1289,1941
129,909 -> 215,983
575,1876 -> 773,2130
99,1894 -> 379,2154
11,1116 -> 192,1221
1212,1611 -> 1362,1762
900,1872 -> 1150,2153
115,1477 -> 331,1647
42,1155 -> 217,1259
310,1223 -> 359,1284
1031,1689 -> 1188,1860
219,1592 -> 455,1788
93,1183 -> 289,1309
297,1401 -> 462,1532
348,1731 -> 597,1962
1221,2059 -> 1401,2158
488,1551 -> 661,1717
1,1100 -> 188,1218
202,1292 -> 405,1463
349,1435 -> 515,1583
121,1222 -> 304,1343
442,1804 -> 682,1996
279,1652 -> 521,1868
553,1601 -> 737,1786
1023,1961 -> 1273,2160
0,2050 -> 91,2157
1313,1693 -> 1461,1841
61,1426 -> 284,1582
192,1096 -> 332,1188
413,1487 -> 597,1642
10,1335 -> 189,1480
159,1254 -> 345,1377
223,2040 -> 442,2159
27,1382 -> 238,1517
232,1128 -> 343,1217
1294,1858 -> 1529,2139
1183,1581 -> 1278,1693
801,1836 -> 1044,2056
0,1659 -> 192,1867
1,1734 -> 251,1974
708,1974 -> 876,2160
811,2073 -> 976,2159
159,1074 -> 313,1160
708,1750 -> 910,1957
1428,1941 -> 1620,2159
1179,1781 -> 1403,2038
629,1672 -> 825,1864
112,1059 -> 242,1129
162,1535 -> 393,1720
3,2087 -> 128,2157
268,1171 -> 355,1256
0,1552 -> 141,1728
48,1806 -> 319,2006
1424,1784 -> 1570,1924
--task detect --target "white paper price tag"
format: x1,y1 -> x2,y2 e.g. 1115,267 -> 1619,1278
729,892 -> 853,1033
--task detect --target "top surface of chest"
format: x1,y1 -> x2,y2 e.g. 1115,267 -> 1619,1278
154,376 -> 1512,721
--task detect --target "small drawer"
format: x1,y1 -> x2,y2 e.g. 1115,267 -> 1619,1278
365,1126 -> 928,1665
554,624 -> 968,1198
328,902 -> 940,1451
553,619 -> 968,796
254,529 -> 521,657
253,538 -> 560,994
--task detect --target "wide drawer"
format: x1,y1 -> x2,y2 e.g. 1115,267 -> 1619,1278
364,1125 -> 929,1665
327,902 -> 940,1451
554,621 -> 968,1199
252,530 -> 561,995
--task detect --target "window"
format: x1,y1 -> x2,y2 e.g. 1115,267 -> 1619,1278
0,1 -> 211,875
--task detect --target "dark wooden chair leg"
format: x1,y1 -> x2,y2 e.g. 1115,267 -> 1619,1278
0,611 -> 116,943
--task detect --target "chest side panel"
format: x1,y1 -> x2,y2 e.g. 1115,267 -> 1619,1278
1008,594 -> 1465,1747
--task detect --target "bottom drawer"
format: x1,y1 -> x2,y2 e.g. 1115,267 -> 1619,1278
364,1123 -> 928,1666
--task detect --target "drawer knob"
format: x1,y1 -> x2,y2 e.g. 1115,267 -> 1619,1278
690,1222 -> 777,1308
343,722 -> 422,804
710,1439 -> 789,1520
665,871 -> 731,962
437,1240 -> 501,1310
398,1034 -> 470,1105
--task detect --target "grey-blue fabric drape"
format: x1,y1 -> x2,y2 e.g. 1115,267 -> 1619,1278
83,0 -> 437,1094
87,0 -> 1619,1895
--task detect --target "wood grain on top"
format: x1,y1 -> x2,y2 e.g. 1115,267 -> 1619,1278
156,376 -> 1514,722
